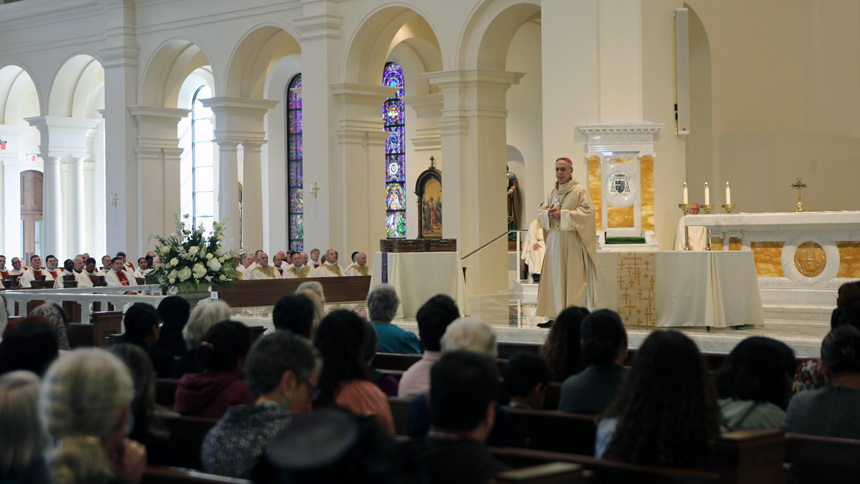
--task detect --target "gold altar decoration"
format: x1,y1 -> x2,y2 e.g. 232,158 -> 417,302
616,251 -> 656,327
794,241 -> 826,278
792,178 -> 807,213
678,203 -> 693,251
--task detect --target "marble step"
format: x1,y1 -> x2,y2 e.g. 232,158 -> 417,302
763,304 -> 831,324
759,288 -> 837,307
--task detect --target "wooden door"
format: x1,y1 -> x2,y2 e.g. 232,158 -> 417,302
20,170 -> 43,261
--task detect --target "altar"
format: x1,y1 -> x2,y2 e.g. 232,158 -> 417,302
370,251 -> 470,319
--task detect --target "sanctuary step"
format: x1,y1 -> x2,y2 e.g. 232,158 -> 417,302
763,304 -> 833,324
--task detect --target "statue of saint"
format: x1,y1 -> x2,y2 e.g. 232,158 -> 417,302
507,167 -> 520,240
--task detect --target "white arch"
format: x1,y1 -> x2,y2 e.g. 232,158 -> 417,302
225,24 -> 301,98
140,37 -> 215,108
48,54 -> 104,118
457,0 -> 541,70
0,66 -> 40,125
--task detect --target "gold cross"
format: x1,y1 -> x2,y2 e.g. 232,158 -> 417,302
110,193 -> 119,207
310,182 -> 320,199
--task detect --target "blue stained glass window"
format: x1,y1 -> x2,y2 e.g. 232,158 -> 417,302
286,74 -> 304,252
382,63 -> 406,238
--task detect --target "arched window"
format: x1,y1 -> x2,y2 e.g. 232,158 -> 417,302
286,74 -> 303,252
191,85 -> 215,231
383,62 -> 406,239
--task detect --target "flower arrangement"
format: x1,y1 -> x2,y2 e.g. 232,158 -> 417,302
148,214 -> 238,294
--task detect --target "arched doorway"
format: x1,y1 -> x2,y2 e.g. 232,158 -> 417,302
20,170 -> 42,261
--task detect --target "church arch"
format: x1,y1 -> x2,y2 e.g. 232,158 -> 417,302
225,24 -> 301,99
0,65 -> 40,125
683,4 -> 715,196
140,38 -> 215,108
48,54 -> 104,118
458,0 -> 541,70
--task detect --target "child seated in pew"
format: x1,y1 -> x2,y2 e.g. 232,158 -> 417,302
716,337 -> 795,429
503,352 -> 553,410
539,306 -> 589,382
595,330 -> 721,469
783,325 -> 860,439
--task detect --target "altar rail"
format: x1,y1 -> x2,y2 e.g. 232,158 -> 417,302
2,285 -> 167,324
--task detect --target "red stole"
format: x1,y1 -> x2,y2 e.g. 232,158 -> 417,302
49,271 -> 59,279
87,273 -> 94,282
277,267 -> 284,276
116,271 -> 130,286
0,271 -> 7,279
33,270 -> 42,276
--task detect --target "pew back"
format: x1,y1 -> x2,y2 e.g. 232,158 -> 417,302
158,412 -> 219,470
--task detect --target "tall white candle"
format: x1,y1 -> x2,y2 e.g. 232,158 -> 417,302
683,182 -> 689,204
725,182 -> 731,205
704,182 -> 710,205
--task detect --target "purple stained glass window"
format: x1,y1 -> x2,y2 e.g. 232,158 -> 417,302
382,63 -> 406,238
286,74 -> 304,251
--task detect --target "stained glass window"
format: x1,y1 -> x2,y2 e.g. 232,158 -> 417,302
191,85 -> 214,233
286,74 -> 303,252
383,62 -> 406,238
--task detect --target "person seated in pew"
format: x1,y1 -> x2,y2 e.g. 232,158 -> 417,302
246,251 -> 279,280
75,257 -> 99,288
45,254 -> 63,288
407,318 -> 516,447
0,371 -> 50,484
362,320 -> 399,397
415,351 -> 511,483
716,337 -> 795,429
398,295 -> 460,399
558,310 -> 627,415
28,303 -> 71,351
783,325 -> 860,439
284,251 -> 311,278
153,296 -> 192,358
17,255 -> 54,288
0,255 -> 7,279
173,321 -> 254,419
169,300 -> 232,379
108,344 -> 177,467
595,330 -> 721,469
0,319 -> 58,377
367,283 -> 420,354
503,352 -> 553,409
202,331 -> 322,480
539,306 -> 589,382
313,309 -> 395,434
40,348 -> 148,484
311,249 -> 343,277
345,251 -> 370,276
105,257 -> 139,289
273,293 -> 316,339
121,303 -> 174,378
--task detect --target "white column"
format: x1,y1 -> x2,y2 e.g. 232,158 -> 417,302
83,157 -> 96,253
215,139 -> 241,249
241,140 -> 264,251
66,156 -> 85,254
0,158 -> 23,258
42,156 -> 62,257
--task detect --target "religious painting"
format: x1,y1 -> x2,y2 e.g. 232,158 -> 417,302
415,164 -> 442,239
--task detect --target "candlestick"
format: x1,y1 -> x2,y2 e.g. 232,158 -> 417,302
725,182 -> 731,205
678,204 -> 693,250
683,182 -> 689,204
704,182 -> 710,205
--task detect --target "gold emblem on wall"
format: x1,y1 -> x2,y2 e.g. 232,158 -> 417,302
794,241 -> 826,278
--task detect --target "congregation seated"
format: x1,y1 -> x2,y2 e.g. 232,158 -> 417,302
272,293 -> 316,339
408,318 -> 516,447
414,351 -> 511,483
367,283 -> 420,354
295,288 -> 325,331
716,337 -> 795,429
313,309 -> 395,434
596,330 -> 721,470
173,321 -> 254,419
40,348 -> 147,484
202,330 -> 322,480
398,294 -> 460,399
0,370 -> 50,484
558,310 -> 627,414
28,302 -> 71,351
0,318 -> 59,377
362,320 -> 400,397
170,300 -> 232,379
122,303 -> 174,378
153,296 -> 192,358
783,325 -> 860,439
503,352 -> 553,410
108,344 -> 178,466
539,306 -> 589,382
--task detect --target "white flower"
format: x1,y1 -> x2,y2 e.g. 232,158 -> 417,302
169,270 -> 178,280
178,267 -> 192,281
217,234 -> 224,241
206,253 -> 214,260
168,277 -> 176,284
192,263 -> 207,279
219,274 -> 226,281
189,246 -> 199,255
170,258 -> 179,267
207,258 -> 222,272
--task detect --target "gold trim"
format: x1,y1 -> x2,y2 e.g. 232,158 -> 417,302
836,241 -> 860,278
588,156 -> 602,230
729,237 -> 742,251
794,241 -> 826,278
640,155 -> 654,231
608,205 -> 635,228
750,242 -> 785,277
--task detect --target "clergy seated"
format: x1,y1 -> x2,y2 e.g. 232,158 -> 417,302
345,251 -> 370,276
75,258 -> 99,288
246,252 -> 278,280
674,203 -> 707,250
104,258 -> 138,287
18,266 -> 54,288
284,251 -> 312,279
312,249 -> 343,277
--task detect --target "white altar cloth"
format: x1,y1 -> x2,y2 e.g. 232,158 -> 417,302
595,251 -> 764,328
370,251 -> 470,319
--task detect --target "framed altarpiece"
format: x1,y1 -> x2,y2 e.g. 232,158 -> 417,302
415,165 -> 442,239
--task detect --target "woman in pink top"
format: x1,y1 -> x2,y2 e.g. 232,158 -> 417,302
313,309 -> 395,434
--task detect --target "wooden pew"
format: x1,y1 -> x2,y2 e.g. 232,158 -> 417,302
216,276 -> 371,307
66,311 -> 124,348
158,413 -> 219,470
506,408 -> 596,455
156,378 -> 180,408
142,466 -> 251,484
783,432 -> 860,483
496,462 -> 588,484
389,397 -> 412,436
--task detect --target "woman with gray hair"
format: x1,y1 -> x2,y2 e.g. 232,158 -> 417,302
170,300 -> 232,378
40,348 -> 147,484
0,371 -> 48,482
201,330 -> 322,479
366,283 -> 420,354
28,303 -> 70,351
440,317 -> 498,358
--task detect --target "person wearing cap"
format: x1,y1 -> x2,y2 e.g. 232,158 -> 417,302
536,157 -> 597,323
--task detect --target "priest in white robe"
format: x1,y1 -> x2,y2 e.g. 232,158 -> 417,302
273,251 -> 291,278
18,255 -> 54,288
536,157 -> 598,319
285,252 -> 312,278
105,257 -> 138,287
521,217 -> 545,282
246,252 -> 279,280
312,249 -> 343,277
76,258 -> 99,288
674,203 -> 708,251
345,252 -> 370,276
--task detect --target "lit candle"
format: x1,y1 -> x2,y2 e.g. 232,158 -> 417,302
683,182 -> 689,204
725,182 -> 731,205
704,182 -> 710,205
